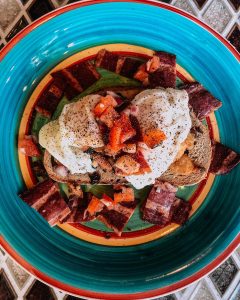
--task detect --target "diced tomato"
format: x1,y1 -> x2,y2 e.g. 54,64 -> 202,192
143,129 -> 166,148
133,150 -> 152,174
115,113 -> 136,143
87,196 -> 102,216
114,155 -> 140,175
18,136 -> 41,157
114,187 -> 134,203
99,106 -> 119,128
108,125 -> 122,152
93,95 -> 118,117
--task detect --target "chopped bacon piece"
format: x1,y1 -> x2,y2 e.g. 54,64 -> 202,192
97,201 -> 137,236
209,141 -> 240,175
62,193 -> 92,223
51,69 -> 83,101
179,81 -> 203,94
68,61 -> 100,90
99,106 -> 119,128
115,155 -> 140,175
99,123 -> 110,145
142,182 -> 177,225
60,69 -> 83,93
180,82 -> 222,120
136,51 -> 176,88
115,57 -> 125,74
148,67 -> 176,88
143,129 -> 166,148
128,115 -> 143,142
51,70 -> 79,100
119,57 -> 142,78
35,93 -> 59,117
133,150 -> 151,174
95,49 -> 119,72
171,198 -> 192,225
155,51 -> 176,66
18,135 -> 41,157
38,192 -> 70,226
19,179 -> 58,210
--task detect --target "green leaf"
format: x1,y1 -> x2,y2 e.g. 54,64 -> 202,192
31,112 -> 49,136
82,185 -> 114,198
72,68 -> 141,101
51,97 -> 70,120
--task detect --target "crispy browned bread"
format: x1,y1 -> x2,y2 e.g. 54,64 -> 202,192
160,111 -> 212,186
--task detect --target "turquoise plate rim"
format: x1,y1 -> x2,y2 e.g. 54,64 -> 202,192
0,1 -> 239,299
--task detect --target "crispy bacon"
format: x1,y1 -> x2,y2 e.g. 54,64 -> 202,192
38,192 -> 70,226
142,182 -> 177,225
119,57 -> 142,78
68,61 -> 100,90
95,49 -> 119,72
51,70 -> 80,100
134,51 -> 176,88
19,179 -> 58,210
95,49 -> 142,78
209,141 -> 240,175
180,82 -> 222,120
35,86 -> 61,118
62,193 -> 92,223
148,67 -> 176,88
171,198 -> 192,225
19,179 -> 71,226
18,135 -> 41,157
148,52 -> 176,88
97,201 -> 137,236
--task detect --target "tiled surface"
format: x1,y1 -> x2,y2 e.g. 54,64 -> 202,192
0,0 -> 239,299
1,245 -> 240,299
0,0 -> 239,51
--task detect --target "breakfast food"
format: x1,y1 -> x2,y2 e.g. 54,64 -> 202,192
18,48 -> 240,237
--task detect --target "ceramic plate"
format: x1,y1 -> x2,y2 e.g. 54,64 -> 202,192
0,1 -> 239,299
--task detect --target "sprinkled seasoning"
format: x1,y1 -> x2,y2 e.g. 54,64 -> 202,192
126,88 -> 191,189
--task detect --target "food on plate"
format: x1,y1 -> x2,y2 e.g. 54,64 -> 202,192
209,141 -> 240,175
18,135 -> 41,157
179,82 -> 222,120
19,179 -> 70,226
18,48 -> 240,237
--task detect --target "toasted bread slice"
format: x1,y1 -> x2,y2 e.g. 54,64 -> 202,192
159,111 -> 212,186
43,111 -> 211,186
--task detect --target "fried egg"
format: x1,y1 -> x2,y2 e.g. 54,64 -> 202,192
39,95 -> 104,174
126,88 -> 191,189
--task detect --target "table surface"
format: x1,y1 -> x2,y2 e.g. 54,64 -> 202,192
0,0 -> 239,299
